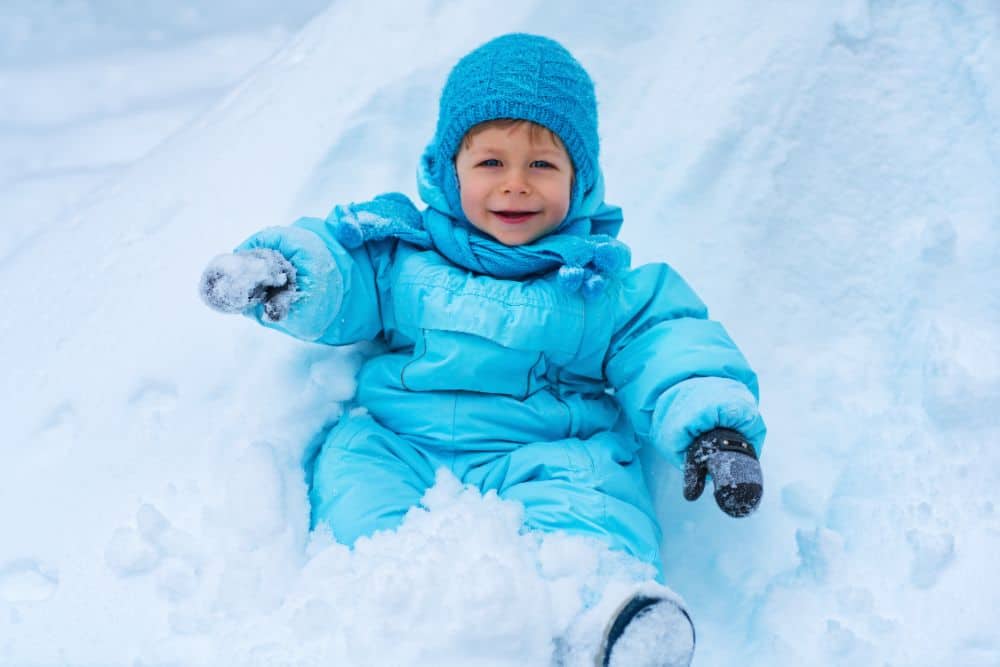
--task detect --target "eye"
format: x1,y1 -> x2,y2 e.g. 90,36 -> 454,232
477,159 -> 501,167
531,160 -> 555,169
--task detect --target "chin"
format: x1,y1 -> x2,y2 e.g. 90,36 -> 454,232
493,235 -> 527,247
493,229 -> 541,246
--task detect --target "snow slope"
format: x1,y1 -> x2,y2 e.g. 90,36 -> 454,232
2,1 -> 999,665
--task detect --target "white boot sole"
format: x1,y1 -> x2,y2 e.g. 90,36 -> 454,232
603,597 -> 695,667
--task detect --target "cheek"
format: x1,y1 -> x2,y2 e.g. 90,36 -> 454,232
459,175 -> 488,208
553,178 -> 572,216
457,176 -> 485,223
459,182 -> 478,212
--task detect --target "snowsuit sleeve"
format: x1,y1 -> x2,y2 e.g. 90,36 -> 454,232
236,217 -> 387,345
604,263 -> 766,468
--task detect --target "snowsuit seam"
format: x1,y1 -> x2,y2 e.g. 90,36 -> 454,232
396,278 -> 582,316
399,329 -> 428,391
576,441 -> 608,527
555,390 -> 574,439
600,265 -> 708,377
329,418 -> 369,454
364,241 -> 387,334
525,352 -> 545,399
601,313 -> 669,378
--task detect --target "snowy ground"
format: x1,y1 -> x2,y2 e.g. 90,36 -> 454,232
2,1 -> 999,665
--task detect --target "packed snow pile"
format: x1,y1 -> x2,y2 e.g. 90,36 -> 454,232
1,1 -> 998,665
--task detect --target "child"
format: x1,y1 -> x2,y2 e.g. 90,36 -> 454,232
201,33 -> 765,667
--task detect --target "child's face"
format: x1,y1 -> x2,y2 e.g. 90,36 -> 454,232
454,123 -> 573,246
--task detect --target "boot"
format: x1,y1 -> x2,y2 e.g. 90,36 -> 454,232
597,594 -> 695,667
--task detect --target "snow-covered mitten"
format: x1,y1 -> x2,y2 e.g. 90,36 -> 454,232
683,428 -> 763,517
199,248 -> 296,322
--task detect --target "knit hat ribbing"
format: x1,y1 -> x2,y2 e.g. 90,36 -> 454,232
426,33 -> 600,222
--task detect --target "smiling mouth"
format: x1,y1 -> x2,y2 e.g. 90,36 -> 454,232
492,210 -> 540,224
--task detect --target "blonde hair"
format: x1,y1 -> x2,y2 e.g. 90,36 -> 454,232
460,119 -> 565,151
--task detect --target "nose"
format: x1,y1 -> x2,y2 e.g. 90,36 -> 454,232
501,168 -> 531,195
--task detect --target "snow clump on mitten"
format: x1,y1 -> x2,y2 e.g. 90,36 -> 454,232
199,248 -> 297,321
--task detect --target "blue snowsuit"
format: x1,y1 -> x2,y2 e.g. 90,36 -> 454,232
240,208 -> 766,575
228,32 -> 767,578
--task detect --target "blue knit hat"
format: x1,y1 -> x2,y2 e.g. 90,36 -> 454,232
424,33 -> 600,223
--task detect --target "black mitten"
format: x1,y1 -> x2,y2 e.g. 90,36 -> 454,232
199,248 -> 297,322
683,428 -> 763,517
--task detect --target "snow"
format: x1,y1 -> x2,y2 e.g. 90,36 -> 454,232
2,1 -> 999,665
200,249 -> 297,320
605,598 -> 694,667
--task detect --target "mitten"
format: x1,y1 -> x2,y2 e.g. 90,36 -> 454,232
199,248 -> 297,322
683,428 -> 763,517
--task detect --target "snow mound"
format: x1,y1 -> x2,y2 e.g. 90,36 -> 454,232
2,0 -> 999,665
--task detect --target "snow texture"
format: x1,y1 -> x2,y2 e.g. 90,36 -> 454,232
705,451 -> 759,492
200,248 -> 297,321
2,1 -> 1000,666
705,451 -> 762,518
606,598 -> 695,667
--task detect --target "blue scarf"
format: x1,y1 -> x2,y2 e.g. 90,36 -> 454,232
327,157 -> 630,298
